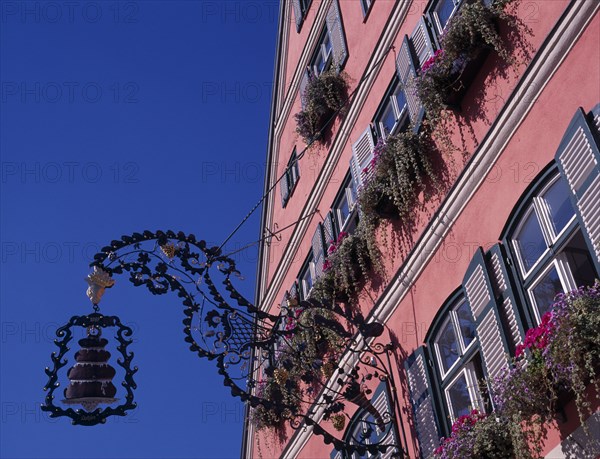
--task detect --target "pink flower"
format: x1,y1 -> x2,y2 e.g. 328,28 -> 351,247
422,49 -> 444,72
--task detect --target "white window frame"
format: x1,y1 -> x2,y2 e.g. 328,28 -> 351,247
311,29 -> 333,77
333,183 -> 357,233
300,260 -> 315,299
444,362 -> 483,423
432,0 -> 461,35
512,176 -> 577,278
434,299 -> 476,379
376,84 -> 408,140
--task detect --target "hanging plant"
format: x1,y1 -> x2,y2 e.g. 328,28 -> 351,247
434,410 -> 515,459
358,131 -> 436,226
415,0 -> 518,122
490,282 -> 600,456
295,68 -> 349,144
311,228 -> 376,305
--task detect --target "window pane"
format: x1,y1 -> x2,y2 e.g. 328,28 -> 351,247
436,320 -> 459,373
543,178 -> 575,236
436,0 -> 456,30
337,195 -> 350,229
563,231 -> 598,287
455,301 -> 476,348
394,89 -> 407,116
515,210 -> 547,272
447,373 -> 471,420
531,266 -> 562,318
379,103 -> 396,137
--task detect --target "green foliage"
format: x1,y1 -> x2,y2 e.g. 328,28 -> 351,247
415,0 -> 518,124
358,130 -> 436,225
311,228 -> 376,304
295,69 -> 348,144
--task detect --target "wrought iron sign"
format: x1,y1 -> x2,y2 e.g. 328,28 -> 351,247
41,230 -> 406,456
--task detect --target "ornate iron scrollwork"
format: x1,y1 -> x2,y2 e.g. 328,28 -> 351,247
42,230 -> 406,455
41,312 -> 137,426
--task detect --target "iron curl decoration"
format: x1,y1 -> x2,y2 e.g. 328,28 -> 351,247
43,230 -> 405,456
41,313 -> 137,426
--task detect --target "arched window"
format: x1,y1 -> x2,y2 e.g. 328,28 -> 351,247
331,382 -> 400,459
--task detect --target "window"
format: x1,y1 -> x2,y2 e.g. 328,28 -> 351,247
338,382 -> 401,459
360,0 -> 374,18
292,0 -> 312,32
311,29 -> 333,77
280,148 -> 300,207
373,78 -> 409,140
299,256 -> 314,300
510,174 -> 598,323
430,0 -> 461,35
431,295 -> 484,424
333,174 -> 358,234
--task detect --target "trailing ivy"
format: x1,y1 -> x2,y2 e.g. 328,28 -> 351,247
295,68 -> 349,144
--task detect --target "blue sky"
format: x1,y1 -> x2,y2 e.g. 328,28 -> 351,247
0,1 -> 277,457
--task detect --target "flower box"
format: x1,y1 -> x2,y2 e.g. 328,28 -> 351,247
440,45 -> 491,110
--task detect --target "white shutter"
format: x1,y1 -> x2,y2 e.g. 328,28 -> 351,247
326,0 -> 348,70
291,0 -> 303,31
405,348 -> 440,459
280,168 -> 289,207
299,69 -> 310,109
411,18 -> 435,68
463,248 -> 510,384
311,223 -> 325,279
396,36 -> 422,128
487,244 -> 525,352
323,211 -> 336,251
350,126 -> 375,190
555,107 -> 600,268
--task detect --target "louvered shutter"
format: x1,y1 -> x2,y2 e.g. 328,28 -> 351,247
404,347 -> 440,459
280,168 -> 290,207
463,248 -> 511,385
326,0 -> 348,70
312,223 -> 326,279
330,450 -> 342,459
554,107 -> 600,273
350,126 -> 375,190
300,69 -> 310,109
411,18 -> 435,68
486,244 -> 526,355
396,36 -> 424,131
323,211 -> 336,252
592,103 -> 600,133
289,282 -> 299,303
371,385 -> 400,459
292,0 -> 303,32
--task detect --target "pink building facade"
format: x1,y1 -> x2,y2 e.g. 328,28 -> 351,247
244,0 -> 600,457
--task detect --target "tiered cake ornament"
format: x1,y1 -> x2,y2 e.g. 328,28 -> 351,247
41,267 -> 137,425
62,326 -> 117,411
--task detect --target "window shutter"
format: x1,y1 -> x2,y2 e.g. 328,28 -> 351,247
292,0 -> 303,32
554,107 -> 600,272
396,36 -> 424,131
404,346 -> 440,459
311,223 -> 326,279
289,282 -> 299,303
329,450 -> 342,459
323,211 -> 336,251
350,125 -> 375,190
486,244 -> 526,355
280,167 -> 290,207
326,0 -> 348,70
299,69 -> 310,110
463,247 -> 511,384
411,18 -> 435,68
592,103 -> 600,133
